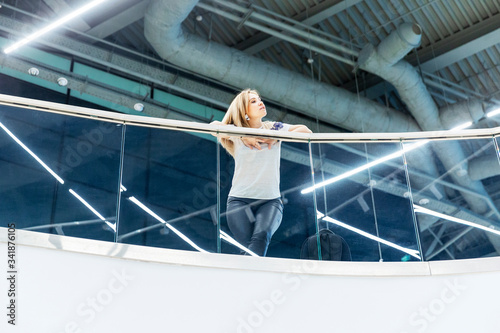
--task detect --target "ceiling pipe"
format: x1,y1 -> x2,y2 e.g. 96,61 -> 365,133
469,154 -> 500,181
439,99 -> 487,130
143,0 -> 445,238
144,0 -> 420,134
143,0 -> 443,229
358,23 -> 492,217
357,23 -> 500,261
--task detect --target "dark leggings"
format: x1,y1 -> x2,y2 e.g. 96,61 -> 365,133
226,196 -> 283,257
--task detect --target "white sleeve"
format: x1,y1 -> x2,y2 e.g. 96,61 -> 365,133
270,122 -> 291,132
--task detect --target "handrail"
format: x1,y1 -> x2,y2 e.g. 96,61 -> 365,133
1,93 -> 499,142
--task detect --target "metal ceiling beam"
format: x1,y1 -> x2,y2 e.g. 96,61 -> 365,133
0,14 -> 340,133
86,0 -> 150,39
353,15 -> 500,101
196,1 -> 357,66
415,20 -> 500,73
236,0 -> 363,54
0,53 -> 188,120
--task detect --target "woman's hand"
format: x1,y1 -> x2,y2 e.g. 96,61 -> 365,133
241,137 -> 278,150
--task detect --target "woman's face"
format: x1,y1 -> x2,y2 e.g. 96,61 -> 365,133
246,92 -> 266,120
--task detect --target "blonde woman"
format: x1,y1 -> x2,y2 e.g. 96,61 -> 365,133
211,89 -> 311,256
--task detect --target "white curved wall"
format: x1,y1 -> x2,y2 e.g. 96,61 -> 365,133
1,227 -> 500,333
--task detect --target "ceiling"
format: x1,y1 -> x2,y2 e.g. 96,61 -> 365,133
0,0 -> 498,119
1,0 -> 500,261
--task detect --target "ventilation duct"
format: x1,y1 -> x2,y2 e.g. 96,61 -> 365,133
358,23 -> 492,216
144,0 -> 420,134
440,99 -> 486,130
469,155 -> 500,181
144,0 -> 442,191
144,1 -> 499,250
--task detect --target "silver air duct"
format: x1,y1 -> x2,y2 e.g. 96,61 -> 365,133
144,0 -> 420,134
358,23 -> 491,215
144,2 -> 498,244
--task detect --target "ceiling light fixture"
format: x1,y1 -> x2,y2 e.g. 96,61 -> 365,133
318,211 -> 421,259
69,189 -> 115,231
450,121 -> 473,131
301,140 -> 428,194
57,77 -> 68,87
301,118 -> 476,195
133,103 -> 144,112
28,67 -> 39,76
0,121 -> 64,184
3,0 -> 108,54
128,196 -> 209,253
220,230 -> 259,257
414,204 -> 500,237
486,107 -> 500,118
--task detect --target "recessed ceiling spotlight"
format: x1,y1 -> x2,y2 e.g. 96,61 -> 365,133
196,15 -> 203,22
28,67 -> 39,76
418,198 -> 430,205
57,77 -> 68,86
134,103 -> 144,112
307,58 -> 314,64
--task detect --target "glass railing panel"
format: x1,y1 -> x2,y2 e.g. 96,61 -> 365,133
404,137 -> 500,261
117,125 -> 218,253
217,137 -> 316,259
310,142 -> 420,262
0,104 -> 122,241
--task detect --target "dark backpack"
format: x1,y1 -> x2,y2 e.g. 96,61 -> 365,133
300,229 -> 352,261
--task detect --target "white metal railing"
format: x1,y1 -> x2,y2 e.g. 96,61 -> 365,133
1,93 -> 500,143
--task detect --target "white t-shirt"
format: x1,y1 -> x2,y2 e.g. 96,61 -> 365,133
228,122 -> 290,199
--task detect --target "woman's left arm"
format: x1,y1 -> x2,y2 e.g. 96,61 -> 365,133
289,124 -> 312,133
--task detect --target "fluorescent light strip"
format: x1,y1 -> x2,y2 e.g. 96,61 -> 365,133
318,211 -> 421,259
128,196 -> 209,253
487,107 -> 500,118
301,140 -> 428,194
0,121 -> 64,184
414,205 -> 500,237
69,189 -> 116,231
220,230 -> 259,257
301,119 -> 476,195
4,0 -> 107,54
450,121 -> 473,131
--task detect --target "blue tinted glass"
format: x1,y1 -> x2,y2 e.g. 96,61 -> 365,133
405,137 -> 500,261
311,142 -> 420,262
117,125 -> 218,253
0,104 -> 122,241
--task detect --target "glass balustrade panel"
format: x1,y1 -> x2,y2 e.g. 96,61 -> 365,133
117,125 -> 218,253
309,141 -> 420,262
217,135 -> 316,259
0,104 -> 122,241
403,137 -> 500,261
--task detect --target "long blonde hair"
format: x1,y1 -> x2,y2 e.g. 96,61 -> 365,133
219,88 -> 273,157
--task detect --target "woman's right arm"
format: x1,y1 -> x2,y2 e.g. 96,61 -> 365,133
210,121 -> 267,149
